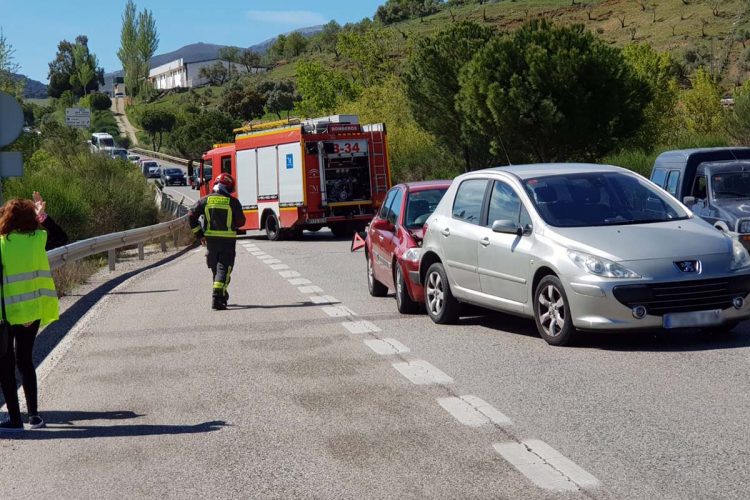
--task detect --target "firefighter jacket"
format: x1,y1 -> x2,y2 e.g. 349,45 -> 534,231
0,230 -> 59,326
189,193 -> 246,239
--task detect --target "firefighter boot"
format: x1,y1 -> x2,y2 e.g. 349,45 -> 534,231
212,294 -> 227,310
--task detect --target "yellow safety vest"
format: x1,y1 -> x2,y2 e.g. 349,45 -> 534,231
204,195 -> 236,238
0,230 -> 59,326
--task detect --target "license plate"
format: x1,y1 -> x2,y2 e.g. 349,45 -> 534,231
663,309 -> 722,329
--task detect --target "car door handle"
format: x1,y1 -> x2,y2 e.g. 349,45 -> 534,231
441,228 -> 450,237
480,237 -> 490,247
378,235 -> 384,241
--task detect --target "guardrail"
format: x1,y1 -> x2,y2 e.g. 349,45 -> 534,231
47,190 -> 191,272
130,147 -> 192,167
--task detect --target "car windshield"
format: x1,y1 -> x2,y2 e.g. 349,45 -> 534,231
523,171 -> 689,227
404,188 -> 448,229
711,172 -> 750,200
166,168 -> 182,175
100,138 -> 114,148
149,167 -> 158,172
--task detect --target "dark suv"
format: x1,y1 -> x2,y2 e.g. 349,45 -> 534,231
160,167 -> 187,186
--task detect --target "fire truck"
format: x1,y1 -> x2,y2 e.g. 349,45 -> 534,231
197,115 -> 391,240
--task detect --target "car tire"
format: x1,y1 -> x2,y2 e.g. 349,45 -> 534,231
395,265 -> 419,314
367,253 -> 388,297
425,262 -> 460,324
265,213 -> 282,241
534,275 -> 576,346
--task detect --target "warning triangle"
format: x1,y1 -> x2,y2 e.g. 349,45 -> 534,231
351,231 -> 366,252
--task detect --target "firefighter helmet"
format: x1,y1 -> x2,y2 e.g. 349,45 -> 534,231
213,173 -> 235,193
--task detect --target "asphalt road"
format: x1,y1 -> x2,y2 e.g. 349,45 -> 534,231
2,218 -> 749,498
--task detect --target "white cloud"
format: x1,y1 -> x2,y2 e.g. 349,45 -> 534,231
246,10 -> 327,26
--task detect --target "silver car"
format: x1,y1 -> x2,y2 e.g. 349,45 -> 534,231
419,163 -> 750,346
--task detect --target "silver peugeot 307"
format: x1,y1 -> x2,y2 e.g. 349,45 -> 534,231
418,163 -> 750,346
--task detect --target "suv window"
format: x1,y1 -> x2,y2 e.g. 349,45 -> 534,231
487,181 -> 523,226
651,168 -> 667,188
452,179 -> 487,224
387,189 -> 403,226
379,189 -> 399,219
692,175 -> 707,199
665,170 -> 680,197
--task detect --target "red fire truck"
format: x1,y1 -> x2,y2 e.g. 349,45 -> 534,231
198,115 -> 391,240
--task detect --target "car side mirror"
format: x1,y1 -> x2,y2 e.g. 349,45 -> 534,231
683,196 -> 696,207
492,219 -> 523,236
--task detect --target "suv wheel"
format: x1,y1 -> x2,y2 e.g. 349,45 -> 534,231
367,253 -> 388,297
425,263 -> 459,324
534,275 -> 576,346
395,265 -> 419,314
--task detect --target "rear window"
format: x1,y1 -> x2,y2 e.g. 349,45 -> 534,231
166,168 -> 182,175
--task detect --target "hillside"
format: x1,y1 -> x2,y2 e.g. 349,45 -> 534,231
12,73 -> 47,98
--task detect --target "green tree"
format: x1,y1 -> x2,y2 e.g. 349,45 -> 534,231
403,21 -> 494,171
71,43 -> 96,94
284,32 -> 308,59
221,86 -> 266,121
48,36 -> 103,97
0,28 -> 22,97
118,1 -> 158,98
218,46 -> 241,77
681,67 -> 726,136
269,34 -> 287,62
727,80 -> 750,144
199,61 -> 229,86
239,50 -> 261,73
375,0 -> 441,24
622,43 -> 680,149
295,59 -> 358,116
169,110 -> 236,160
337,27 -> 399,87
136,7 -> 159,93
140,108 -> 176,151
312,21 -> 342,58
89,92 -> 112,111
259,81 -> 298,119
458,20 -> 651,163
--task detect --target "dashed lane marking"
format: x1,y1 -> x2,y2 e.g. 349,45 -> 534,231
437,395 -> 512,427
341,320 -> 381,334
298,285 -> 323,294
309,295 -> 341,305
263,259 -> 281,265
392,359 -> 454,385
258,255 -> 276,261
364,338 -> 410,355
279,270 -> 301,278
494,440 -> 600,492
322,305 -> 358,317
288,277 -> 311,285
270,264 -> 289,270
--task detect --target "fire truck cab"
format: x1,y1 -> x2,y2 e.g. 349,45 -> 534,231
199,115 -> 391,240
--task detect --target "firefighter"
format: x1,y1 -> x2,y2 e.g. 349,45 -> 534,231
188,173 -> 246,310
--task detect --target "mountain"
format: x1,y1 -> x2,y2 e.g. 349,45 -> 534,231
11,73 -> 47,99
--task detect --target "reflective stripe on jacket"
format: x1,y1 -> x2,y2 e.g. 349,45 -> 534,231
204,195 -> 236,239
0,230 -> 59,326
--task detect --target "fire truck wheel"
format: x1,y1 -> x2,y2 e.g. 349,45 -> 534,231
307,226 -> 322,232
330,224 -> 355,238
265,213 -> 283,241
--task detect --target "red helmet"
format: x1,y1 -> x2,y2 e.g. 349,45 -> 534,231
213,173 -> 235,193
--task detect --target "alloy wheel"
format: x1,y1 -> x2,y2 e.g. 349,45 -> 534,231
426,271 -> 444,316
538,284 -> 566,338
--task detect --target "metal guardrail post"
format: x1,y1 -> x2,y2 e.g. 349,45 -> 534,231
160,235 -> 167,252
138,242 -> 145,260
108,249 -> 116,271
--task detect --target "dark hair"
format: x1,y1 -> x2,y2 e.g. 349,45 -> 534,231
0,198 -> 39,236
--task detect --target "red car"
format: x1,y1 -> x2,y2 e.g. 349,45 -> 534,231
366,180 -> 452,313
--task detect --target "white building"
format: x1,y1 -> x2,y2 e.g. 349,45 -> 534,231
148,58 -> 266,90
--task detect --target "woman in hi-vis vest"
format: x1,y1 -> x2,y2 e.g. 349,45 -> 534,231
0,193 -> 67,433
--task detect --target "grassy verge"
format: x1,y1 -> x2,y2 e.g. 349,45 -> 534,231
53,257 -> 106,297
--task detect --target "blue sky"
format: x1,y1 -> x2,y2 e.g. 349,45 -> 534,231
0,0 -> 383,83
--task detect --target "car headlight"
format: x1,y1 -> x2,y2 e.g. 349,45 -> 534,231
402,248 -> 422,263
567,250 -> 640,278
730,238 -> 750,270
738,219 -> 750,233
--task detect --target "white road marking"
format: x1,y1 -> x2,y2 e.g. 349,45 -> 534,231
437,395 -> 512,427
288,277 -> 311,285
494,440 -> 600,492
341,320 -> 380,334
258,255 -> 276,261
270,264 -> 289,270
364,338 -> 410,355
250,251 -> 265,256
309,295 -> 340,305
322,305 -> 358,317
264,259 -> 281,265
298,285 -> 323,294
279,270 -> 301,278
392,360 -> 454,385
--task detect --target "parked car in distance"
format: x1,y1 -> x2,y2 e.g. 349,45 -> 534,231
161,167 -> 187,186
419,163 -> 750,346
650,148 -> 750,249
110,148 -> 128,161
190,166 -> 212,190
366,180 -> 452,313
140,160 -> 158,177
128,154 -> 141,164
149,166 -> 161,179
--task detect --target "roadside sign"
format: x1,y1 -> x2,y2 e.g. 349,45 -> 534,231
65,107 -> 91,128
0,92 -> 23,147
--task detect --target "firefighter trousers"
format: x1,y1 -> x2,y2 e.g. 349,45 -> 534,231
206,239 -> 236,299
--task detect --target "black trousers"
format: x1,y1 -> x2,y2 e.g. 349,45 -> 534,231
206,239 -> 236,299
0,320 -> 41,423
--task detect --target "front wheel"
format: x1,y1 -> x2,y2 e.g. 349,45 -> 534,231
265,213 -> 282,241
367,253 -> 388,297
534,275 -> 576,346
425,263 -> 460,324
395,265 -> 420,314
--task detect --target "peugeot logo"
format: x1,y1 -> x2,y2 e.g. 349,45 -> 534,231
675,260 -> 701,273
